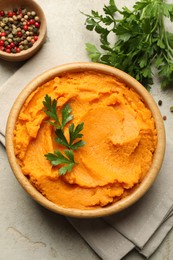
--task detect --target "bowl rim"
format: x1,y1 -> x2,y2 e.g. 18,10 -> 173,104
5,62 -> 166,218
0,0 -> 47,62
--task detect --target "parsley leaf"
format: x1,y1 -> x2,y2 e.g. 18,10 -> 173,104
45,150 -> 76,176
83,0 -> 173,90
69,123 -> 84,145
55,128 -> 69,147
86,43 -> 101,62
61,103 -> 73,130
43,94 -> 60,126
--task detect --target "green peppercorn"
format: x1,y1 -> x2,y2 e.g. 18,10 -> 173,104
3,18 -> 8,23
11,48 -> 17,53
8,33 -> 13,38
16,37 -> 21,42
23,45 -> 28,50
4,41 -> 9,46
12,29 -> 17,35
19,45 -> 24,50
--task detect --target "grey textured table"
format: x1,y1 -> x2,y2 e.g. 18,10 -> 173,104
0,1 -> 173,259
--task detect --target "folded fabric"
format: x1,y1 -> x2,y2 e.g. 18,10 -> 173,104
1,41 -> 173,259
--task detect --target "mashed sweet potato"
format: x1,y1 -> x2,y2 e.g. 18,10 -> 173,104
14,71 -> 157,209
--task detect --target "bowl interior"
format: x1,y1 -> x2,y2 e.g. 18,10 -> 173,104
0,0 -> 47,61
5,62 -> 166,218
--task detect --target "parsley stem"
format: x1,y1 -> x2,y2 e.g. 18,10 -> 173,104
159,13 -> 173,62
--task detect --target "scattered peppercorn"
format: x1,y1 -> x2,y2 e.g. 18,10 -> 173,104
0,7 -> 40,54
170,106 -> 173,113
158,100 -> 162,106
163,115 -> 167,121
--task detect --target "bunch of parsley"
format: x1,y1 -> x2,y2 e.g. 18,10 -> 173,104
83,0 -> 173,90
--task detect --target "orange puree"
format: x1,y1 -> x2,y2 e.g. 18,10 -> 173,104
14,71 -> 157,210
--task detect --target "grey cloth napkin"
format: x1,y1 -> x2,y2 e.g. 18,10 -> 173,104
1,41 -> 173,260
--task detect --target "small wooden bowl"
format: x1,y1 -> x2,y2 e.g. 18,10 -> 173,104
0,0 -> 46,62
5,62 -> 166,218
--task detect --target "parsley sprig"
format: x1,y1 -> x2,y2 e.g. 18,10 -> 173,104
43,94 -> 85,175
83,0 -> 173,90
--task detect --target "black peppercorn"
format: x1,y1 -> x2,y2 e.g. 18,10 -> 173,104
13,8 -> 18,13
158,100 -> 162,106
28,42 -> 33,48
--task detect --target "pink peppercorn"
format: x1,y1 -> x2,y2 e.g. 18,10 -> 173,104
17,31 -> 22,37
23,25 -> 28,31
29,19 -> 35,25
8,11 -> 13,17
34,35 -> 38,41
0,10 -> 5,16
0,46 -> 5,51
10,42 -> 15,48
6,48 -> 11,53
31,39 -> 35,44
16,47 -> 21,53
1,32 -> 6,37
0,40 -> 4,46
34,22 -> 40,28
6,44 -> 11,49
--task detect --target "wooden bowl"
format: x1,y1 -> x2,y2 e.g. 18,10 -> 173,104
5,62 -> 166,218
0,0 -> 46,62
